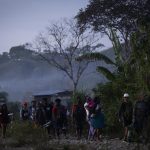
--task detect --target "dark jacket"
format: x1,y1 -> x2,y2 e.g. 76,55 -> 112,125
0,109 -> 9,124
36,106 -> 46,125
119,101 -> 133,125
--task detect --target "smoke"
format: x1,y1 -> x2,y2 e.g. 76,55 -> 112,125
0,49 -> 115,101
0,71 -> 72,101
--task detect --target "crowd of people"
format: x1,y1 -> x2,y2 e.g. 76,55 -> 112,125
19,96 -> 105,140
0,92 -> 150,144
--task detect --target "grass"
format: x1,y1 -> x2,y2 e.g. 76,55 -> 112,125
6,121 -> 49,148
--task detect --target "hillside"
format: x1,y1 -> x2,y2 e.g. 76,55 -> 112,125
0,46 -> 115,101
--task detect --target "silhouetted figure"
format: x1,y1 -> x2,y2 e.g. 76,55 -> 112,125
133,93 -> 149,143
119,93 -> 133,141
20,102 -> 29,121
43,98 -> 53,138
0,103 -> 9,138
52,98 -> 66,139
72,97 -> 85,139
36,101 -> 46,126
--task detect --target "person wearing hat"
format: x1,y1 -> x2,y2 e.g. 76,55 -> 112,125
118,93 -> 133,141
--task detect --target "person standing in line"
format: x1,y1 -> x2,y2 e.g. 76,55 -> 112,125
90,97 -> 105,141
43,98 -> 53,138
29,100 -> 37,126
0,103 -> 10,138
72,97 -> 86,140
35,101 -> 46,127
119,93 -> 133,142
133,92 -> 149,143
20,102 -> 29,121
84,96 -> 95,140
52,98 -> 66,139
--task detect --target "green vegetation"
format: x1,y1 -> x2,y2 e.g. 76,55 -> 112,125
71,91 -> 86,104
0,1 -> 150,148
76,0 -> 150,136
7,121 -> 49,148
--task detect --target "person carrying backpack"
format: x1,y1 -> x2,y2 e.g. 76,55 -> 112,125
72,97 -> 86,139
119,93 -> 133,142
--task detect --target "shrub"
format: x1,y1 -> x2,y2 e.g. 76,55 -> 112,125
8,121 -> 49,147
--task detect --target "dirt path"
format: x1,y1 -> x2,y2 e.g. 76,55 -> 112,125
48,138 -> 150,150
1,137 -> 150,150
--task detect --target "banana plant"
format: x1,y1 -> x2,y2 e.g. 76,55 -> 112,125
77,28 -> 126,82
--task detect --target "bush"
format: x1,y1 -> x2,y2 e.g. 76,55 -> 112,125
71,91 -> 86,104
93,82 -> 124,136
8,121 -> 49,147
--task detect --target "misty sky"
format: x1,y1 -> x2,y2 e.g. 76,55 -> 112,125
0,0 -> 112,53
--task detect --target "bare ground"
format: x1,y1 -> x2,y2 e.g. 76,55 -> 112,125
1,137 -> 150,150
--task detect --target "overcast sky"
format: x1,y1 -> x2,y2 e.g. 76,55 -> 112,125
0,0 -> 112,53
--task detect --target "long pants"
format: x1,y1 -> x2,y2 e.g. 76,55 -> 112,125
88,120 -> 95,140
1,123 -> 7,138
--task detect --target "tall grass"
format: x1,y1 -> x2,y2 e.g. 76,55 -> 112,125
7,121 -> 49,147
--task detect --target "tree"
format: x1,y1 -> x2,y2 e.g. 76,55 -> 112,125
76,0 -> 150,134
9,45 -> 34,59
34,19 -> 103,93
76,0 -> 150,59
128,20 -> 150,92
0,52 -> 10,63
76,0 -> 150,92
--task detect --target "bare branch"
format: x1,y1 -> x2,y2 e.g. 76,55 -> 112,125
34,19 -> 103,92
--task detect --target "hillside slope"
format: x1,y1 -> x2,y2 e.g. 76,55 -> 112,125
0,46 -> 115,101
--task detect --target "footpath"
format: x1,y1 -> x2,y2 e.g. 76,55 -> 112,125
1,136 -> 150,150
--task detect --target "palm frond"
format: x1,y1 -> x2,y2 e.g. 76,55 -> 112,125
97,66 -> 115,81
77,52 -> 115,65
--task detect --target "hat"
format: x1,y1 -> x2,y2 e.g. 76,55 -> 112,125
123,93 -> 129,98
